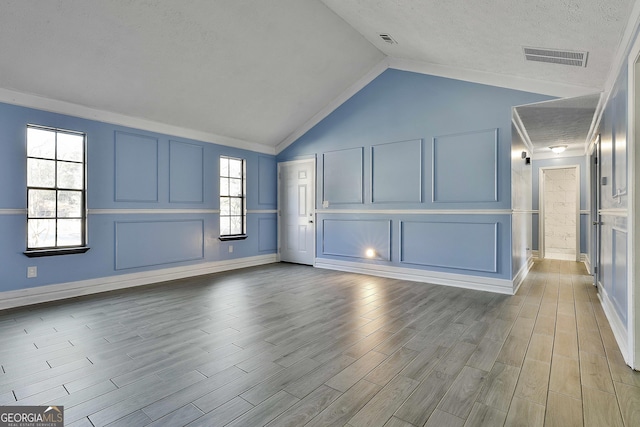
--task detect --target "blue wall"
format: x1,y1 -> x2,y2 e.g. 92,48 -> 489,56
531,155 -> 589,255
0,102 -> 277,292
278,69 -> 552,281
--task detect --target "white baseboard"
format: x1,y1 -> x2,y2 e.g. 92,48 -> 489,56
532,250 -> 540,259
598,288 -> 630,365
314,259 -> 515,295
0,254 -> 277,311
582,254 -> 592,274
513,256 -> 534,295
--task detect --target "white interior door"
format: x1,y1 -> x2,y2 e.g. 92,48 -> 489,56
279,159 -> 315,265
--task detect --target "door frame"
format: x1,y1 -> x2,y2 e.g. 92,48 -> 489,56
277,158 -> 316,265
589,134 -> 601,285
627,37 -> 640,369
538,165 -> 581,262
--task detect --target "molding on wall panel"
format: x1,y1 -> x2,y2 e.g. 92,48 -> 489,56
532,250 -> 540,259
513,256 -> 534,295
247,210 -> 278,214
0,88 -> 274,155
318,209 -> 512,215
89,209 -> 220,215
599,209 -> 628,217
580,210 -> 590,215
0,254 -> 277,311
315,258 -> 514,295
0,209 -> 25,215
276,57 -> 390,154
599,290 -> 630,365
512,209 -> 537,214
388,57 -> 600,98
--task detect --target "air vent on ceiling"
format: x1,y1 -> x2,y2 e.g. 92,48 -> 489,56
523,47 -> 588,67
379,33 -> 397,44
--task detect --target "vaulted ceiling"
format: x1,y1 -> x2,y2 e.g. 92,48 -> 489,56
0,1 -> 636,154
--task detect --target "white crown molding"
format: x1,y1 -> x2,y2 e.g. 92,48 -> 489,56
275,57 -> 390,154
0,254 -> 277,311
388,58 -> 600,98
314,258 -> 515,295
511,110 -> 534,154
0,88 -> 275,156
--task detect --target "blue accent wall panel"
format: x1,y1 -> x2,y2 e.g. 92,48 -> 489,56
372,140 -> 422,203
322,219 -> 391,260
169,141 -> 203,203
115,220 -> 204,270
323,148 -> 363,204
258,217 -> 277,252
258,156 -> 277,207
432,129 -> 498,203
115,132 -> 159,202
400,221 -> 498,272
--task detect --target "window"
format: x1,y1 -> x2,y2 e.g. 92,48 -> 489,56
25,125 -> 88,256
219,156 -> 246,239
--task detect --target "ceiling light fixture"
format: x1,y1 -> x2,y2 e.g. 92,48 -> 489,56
549,145 -> 567,154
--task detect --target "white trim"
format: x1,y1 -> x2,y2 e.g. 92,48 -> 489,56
247,210 -> 278,214
580,210 -> 590,215
599,290 -> 631,366
585,93 -> 606,155
513,255 -> 534,295
0,254 -> 277,311
599,208 -> 628,217
513,209 -> 537,214
89,209 -> 220,215
276,58 -> 390,154
512,109 -> 534,154
314,258 -> 515,295
0,88 -> 275,155
388,57 -> 599,98
604,0 -> 640,97
0,209 -> 25,215
583,253 -> 592,274
318,209 -> 512,215
532,250 -> 540,259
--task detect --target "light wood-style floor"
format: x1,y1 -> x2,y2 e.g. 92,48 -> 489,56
0,260 -> 639,426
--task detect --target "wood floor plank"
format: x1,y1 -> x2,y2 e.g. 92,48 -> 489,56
185,396 -> 253,427
225,390 -> 299,427
325,350 -> 387,392
364,347 -> 419,386
437,366 -> 487,419
478,362 -> 520,412
463,402 -> 507,427
305,379 -> 381,427
394,369 -> 455,426
348,375 -> 419,427
425,409 -> 465,427
582,386 -> 624,427
544,391 -> 582,427
504,396 -> 545,427
265,385 -> 341,427
549,354 -> 581,399
614,381 -> 640,427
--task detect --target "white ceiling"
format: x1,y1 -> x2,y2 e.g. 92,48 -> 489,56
0,1 -> 636,153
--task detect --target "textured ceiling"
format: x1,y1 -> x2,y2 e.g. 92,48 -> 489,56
0,1 -> 635,152
515,94 -> 601,154
321,0 -> 633,91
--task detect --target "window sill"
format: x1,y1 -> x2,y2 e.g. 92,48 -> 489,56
24,247 -> 90,257
218,235 -> 248,241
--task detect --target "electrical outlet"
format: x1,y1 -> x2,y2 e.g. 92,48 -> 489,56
228,245 -> 233,253
27,266 -> 37,278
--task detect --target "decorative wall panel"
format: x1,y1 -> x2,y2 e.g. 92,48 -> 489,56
115,132 -> 158,202
400,221 -> 498,272
372,139 -> 422,203
115,220 -> 204,270
169,141 -> 203,203
432,129 -> 498,202
323,148 -> 363,204
322,219 -> 391,260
